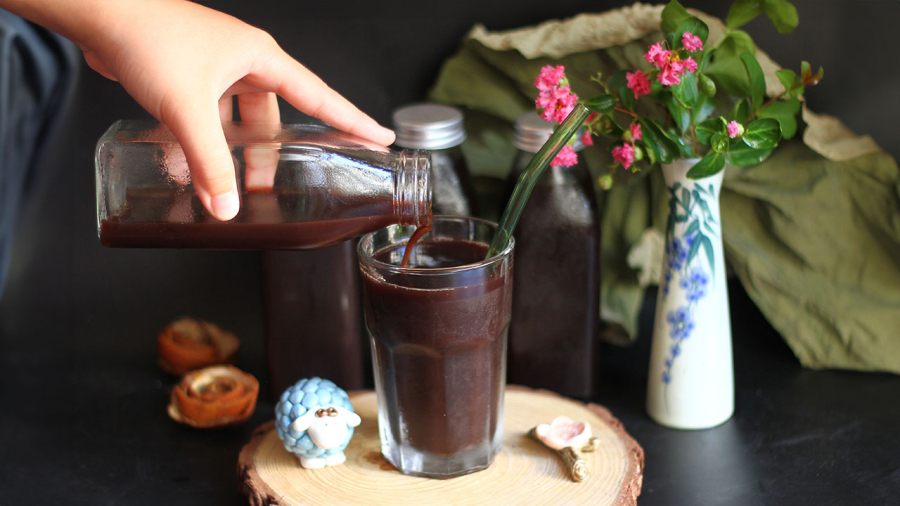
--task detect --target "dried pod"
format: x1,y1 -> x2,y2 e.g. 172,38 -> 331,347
158,317 -> 239,376
168,365 -> 259,428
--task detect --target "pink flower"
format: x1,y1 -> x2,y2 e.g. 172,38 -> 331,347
630,123 -> 643,142
581,130 -> 594,146
682,32 -> 703,52
658,63 -> 682,86
552,145 -> 578,167
644,42 -> 670,68
683,57 -> 698,74
626,70 -> 652,99
727,121 -> 743,138
612,143 -> 635,170
586,112 -> 600,124
536,85 -> 578,124
534,65 -> 567,92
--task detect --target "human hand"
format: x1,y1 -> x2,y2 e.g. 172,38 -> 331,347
4,0 -> 395,220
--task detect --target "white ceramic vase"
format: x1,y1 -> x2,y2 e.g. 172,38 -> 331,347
646,158 -> 734,429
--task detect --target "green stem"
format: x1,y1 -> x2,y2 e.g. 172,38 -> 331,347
752,82 -> 802,118
486,104 -> 591,259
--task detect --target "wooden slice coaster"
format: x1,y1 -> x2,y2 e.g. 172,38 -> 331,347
239,386 -> 643,506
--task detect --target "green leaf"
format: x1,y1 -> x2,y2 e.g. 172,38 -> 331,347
776,69 -> 797,94
673,16 -> 709,50
740,53 -> 766,111
682,187 -> 692,211
687,230 -> 703,264
703,219 -> 718,237
606,70 -> 628,95
763,0 -> 799,34
698,197 -> 716,222
704,31 -> 755,97
726,141 -> 774,166
662,0 -> 691,34
742,118 -> 782,149
757,98 -> 801,139
675,213 -> 689,223
710,132 -> 729,152
700,234 -> 716,276
696,117 -> 727,144
585,94 -> 617,114
685,218 -> 701,239
670,128 -> 695,158
666,94 -> 691,134
801,60 -> 824,85
640,119 -> 679,164
692,92 -> 716,125
671,72 -> 699,108
730,98 -> 749,124
699,50 -> 714,72
726,0 -> 763,29
619,86 -> 635,111
698,73 -> 716,97
687,150 -> 726,179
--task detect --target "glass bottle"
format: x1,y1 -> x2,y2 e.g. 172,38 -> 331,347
96,120 -> 431,249
392,103 -> 477,216
505,112 -> 602,399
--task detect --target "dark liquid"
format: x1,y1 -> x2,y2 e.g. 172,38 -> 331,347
100,188 -> 400,249
262,242 -> 365,395
362,239 -> 512,462
506,164 -> 601,398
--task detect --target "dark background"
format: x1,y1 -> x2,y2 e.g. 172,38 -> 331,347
2,1 -> 899,505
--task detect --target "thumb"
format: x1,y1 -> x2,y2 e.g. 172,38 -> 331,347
164,103 -> 240,221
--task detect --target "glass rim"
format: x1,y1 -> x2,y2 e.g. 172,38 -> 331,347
357,215 -> 515,276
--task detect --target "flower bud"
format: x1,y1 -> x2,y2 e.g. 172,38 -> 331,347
598,174 -> 614,190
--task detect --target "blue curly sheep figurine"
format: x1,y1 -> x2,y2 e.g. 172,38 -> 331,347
275,377 -> 361,469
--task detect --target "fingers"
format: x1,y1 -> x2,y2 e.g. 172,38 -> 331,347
163,102 -> 240,221
219,95 -> 234,122
258,51 -> 395,146
237,92 -> 280,122
238,92 -> 281,190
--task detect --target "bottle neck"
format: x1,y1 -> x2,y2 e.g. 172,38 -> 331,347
394,149 -> 432,228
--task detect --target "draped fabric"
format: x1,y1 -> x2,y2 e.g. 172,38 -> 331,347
428,4 -> 900,373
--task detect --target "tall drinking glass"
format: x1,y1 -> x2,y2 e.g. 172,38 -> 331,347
358,217 -> 514,478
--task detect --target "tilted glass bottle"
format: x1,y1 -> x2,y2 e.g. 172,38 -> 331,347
505,112 -> 602,399
96,120 -> 431,249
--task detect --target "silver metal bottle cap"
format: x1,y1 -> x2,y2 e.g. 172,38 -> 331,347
392,103 -> 467,150
513,112 -> 585,153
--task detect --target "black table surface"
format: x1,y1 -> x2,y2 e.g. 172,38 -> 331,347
3,2 -> 900,505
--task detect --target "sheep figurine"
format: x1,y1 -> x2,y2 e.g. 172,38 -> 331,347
274,377 -> 361,469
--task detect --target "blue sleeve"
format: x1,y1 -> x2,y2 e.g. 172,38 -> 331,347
0,10 -> 78,298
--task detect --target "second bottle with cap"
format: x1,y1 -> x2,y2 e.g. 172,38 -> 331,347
392,103 -> 477,216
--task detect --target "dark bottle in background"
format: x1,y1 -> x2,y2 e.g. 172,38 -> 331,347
262,243 -> 365,395
505,112 -> 602,399
392,103 -> 477,216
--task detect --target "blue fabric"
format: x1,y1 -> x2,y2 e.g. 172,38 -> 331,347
0,11 -> 77,298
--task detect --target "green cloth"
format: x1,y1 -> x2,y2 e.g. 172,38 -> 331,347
427,6 -> 900,373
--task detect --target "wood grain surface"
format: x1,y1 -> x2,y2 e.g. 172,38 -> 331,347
239,387 -> 643,506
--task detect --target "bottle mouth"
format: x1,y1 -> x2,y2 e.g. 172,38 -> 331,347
395,149 -> 432,228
